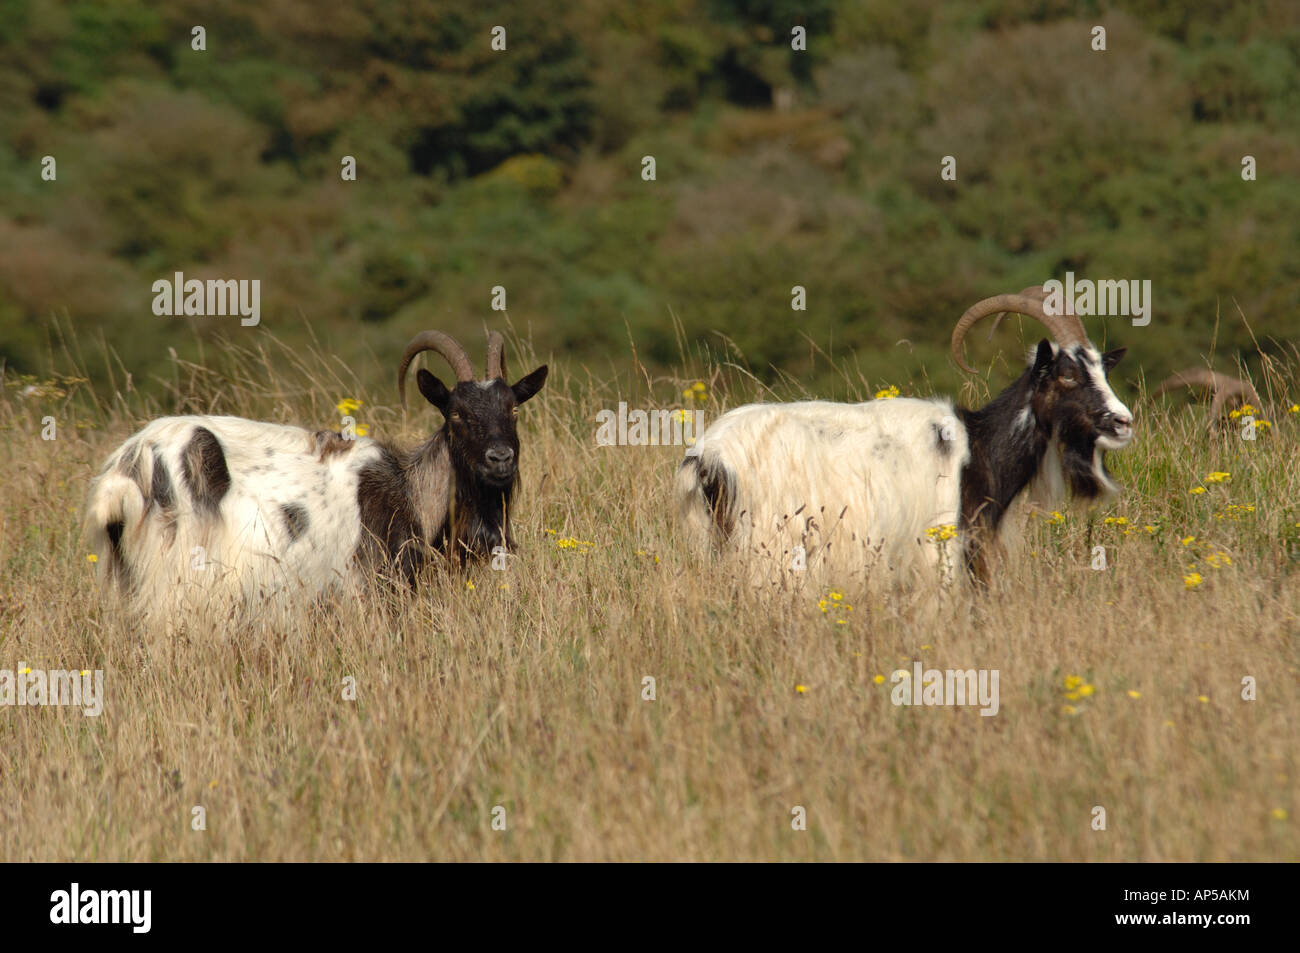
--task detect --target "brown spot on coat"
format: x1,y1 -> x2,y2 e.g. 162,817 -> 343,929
313,430 -> 355,462
181,427 -> 231,514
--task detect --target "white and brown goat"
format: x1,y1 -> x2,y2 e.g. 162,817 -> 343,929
676,288 -> 1134,584
84,331 -> 547,621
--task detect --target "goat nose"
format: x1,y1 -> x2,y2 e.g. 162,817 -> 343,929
485,446 -> 514,465
1112,414 -> 1133,428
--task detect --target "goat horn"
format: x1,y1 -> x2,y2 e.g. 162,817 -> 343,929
485,331 -> 507,381
951,286 -> 1089,374
398,331 -> 475,408
1153,368 -> 1262,418
988,286 -> 1059,337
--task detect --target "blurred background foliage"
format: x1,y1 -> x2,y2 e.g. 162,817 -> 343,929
1,0 -> 1298,399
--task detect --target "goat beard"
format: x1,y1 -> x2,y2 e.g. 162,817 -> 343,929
448,478 -> 514,561
1059,437 -> 1111,500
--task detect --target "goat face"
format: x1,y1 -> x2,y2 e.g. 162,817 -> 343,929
1029,339 -> 1132,495
416,366 -> 548,488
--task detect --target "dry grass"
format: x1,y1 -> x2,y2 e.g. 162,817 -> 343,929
0,331 -> 1296,861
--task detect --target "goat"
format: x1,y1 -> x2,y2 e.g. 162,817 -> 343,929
1152,368 -> 1263,428
675,287 -> 1134,584
84,331 -> 548,621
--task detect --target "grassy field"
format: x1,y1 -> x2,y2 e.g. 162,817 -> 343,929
0,328 -> 1296,861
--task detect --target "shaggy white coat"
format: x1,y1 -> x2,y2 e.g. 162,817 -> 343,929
676,397 -> 970,586
85,415 -> 387,621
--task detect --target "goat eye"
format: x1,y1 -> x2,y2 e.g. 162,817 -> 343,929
449,412 -> 461,422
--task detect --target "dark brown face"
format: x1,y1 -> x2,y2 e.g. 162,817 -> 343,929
417,366 -> 548,488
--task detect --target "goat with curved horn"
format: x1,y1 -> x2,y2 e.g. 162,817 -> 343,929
85,329 -> 549,625
678,287 -> 1133,586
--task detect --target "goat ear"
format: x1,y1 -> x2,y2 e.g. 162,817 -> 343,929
511,365 -> 548,405
1032,339 -> 1055,381
1102,347 -> 1127,373
416,369 -> 451,415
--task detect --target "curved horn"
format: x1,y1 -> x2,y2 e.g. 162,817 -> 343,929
988,286 -> 1076,336
951,286 -> 1089,374
398,331 -> 474,408
1153,368 -> 1262,418
485,331 -> 507,381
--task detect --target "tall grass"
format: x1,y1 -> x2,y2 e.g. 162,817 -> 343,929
0,328 -> 1295,860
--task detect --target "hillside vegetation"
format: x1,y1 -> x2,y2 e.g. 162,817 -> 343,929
2,0 -> 1298,396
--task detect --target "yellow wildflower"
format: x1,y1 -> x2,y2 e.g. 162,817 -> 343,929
1127,690 -> 1141,699
87,553 -> 98,563
336,398 -> 362,415
1183,572 -> 1203,589
1189,486 -> 1207,495
1205,550 -> 1232,569
1204,471 -> 1231,484
874,385 -> 900,400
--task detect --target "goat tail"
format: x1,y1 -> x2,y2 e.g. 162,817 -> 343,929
674,448 -> 738,552
83,438 -> 152,594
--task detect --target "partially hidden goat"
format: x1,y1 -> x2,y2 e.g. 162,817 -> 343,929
1152,368 -> 1263,429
